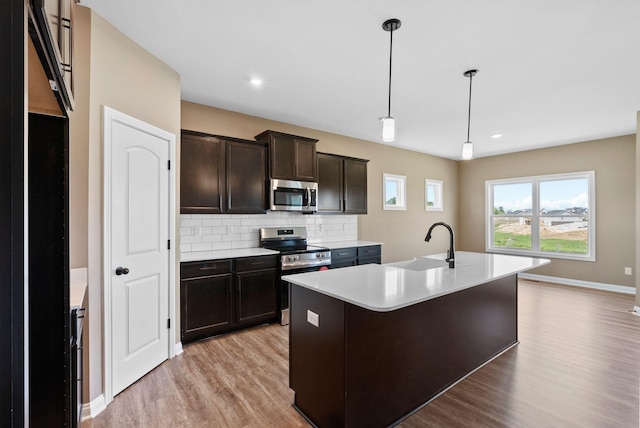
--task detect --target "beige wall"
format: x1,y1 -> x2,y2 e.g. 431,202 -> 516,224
458,135 -> 636,288
182,101 -> 459,263
70,7 -> 181,402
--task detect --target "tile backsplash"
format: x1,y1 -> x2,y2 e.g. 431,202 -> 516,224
180,212 -> 358,256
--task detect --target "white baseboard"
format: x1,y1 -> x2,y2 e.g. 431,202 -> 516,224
174,342 -> 183,356
81,394 -> 106,421
519,273 -> 636,295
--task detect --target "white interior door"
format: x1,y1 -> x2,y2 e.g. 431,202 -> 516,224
108,111 -> 170,396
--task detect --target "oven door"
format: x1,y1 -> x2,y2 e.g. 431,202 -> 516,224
280,265 -> 328,325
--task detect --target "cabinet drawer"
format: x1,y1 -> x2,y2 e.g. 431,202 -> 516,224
357,246 -> 381,258
331,248 -> 357,261
235,255 -> 278,272
181,260 -> 232,279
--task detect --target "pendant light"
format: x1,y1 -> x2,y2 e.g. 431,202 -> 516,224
381,18 -> 401,143
461,69 -> 478,160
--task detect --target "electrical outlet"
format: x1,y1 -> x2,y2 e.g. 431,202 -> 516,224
307,310 -> 319,327
624,267 -> 632,275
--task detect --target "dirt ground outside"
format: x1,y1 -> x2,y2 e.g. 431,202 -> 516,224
495,222 -> 588,241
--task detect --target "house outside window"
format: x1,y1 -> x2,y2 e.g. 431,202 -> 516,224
486,171 -> 595,261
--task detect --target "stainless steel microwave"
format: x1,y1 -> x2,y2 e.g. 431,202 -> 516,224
270,179 -> 317,212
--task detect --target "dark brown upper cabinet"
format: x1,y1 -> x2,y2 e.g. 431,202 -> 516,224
317,152 -> 368,214
29,0 -> 74,111
181,130 -> 267,214
255,130 -> 318,182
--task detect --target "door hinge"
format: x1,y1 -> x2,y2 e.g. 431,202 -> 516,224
167,160 -> 171,170
167,240 -> 171,250
167,319 -> 171,329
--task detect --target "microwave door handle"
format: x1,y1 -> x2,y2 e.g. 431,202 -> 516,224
306,187 -> 311,210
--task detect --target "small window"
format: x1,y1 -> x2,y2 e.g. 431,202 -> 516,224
383,173 -> 406,210
486,171 -> 595,261
425,179 -> 443,211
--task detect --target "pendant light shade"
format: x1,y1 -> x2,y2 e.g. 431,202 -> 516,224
381,117 -> 395,142
461,141 -> 473,160
381,18 -> 401,142
461,69 -> 478,160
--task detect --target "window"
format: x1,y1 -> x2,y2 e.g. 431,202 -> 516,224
383,173 -> 406,210
486,171 -> 595,261
425,179 -> 443,211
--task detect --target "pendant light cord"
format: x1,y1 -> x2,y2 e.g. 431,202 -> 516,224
466,72 -> 473,142
387,27 -> 394,118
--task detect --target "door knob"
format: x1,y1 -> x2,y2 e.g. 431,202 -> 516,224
115,266 -> 129,276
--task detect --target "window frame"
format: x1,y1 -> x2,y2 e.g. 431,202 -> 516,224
425,179 -> 443,211
383,173 -> 407,210
485,171 -> 596,261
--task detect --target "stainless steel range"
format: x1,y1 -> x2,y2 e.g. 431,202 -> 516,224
259,227 -> 331,325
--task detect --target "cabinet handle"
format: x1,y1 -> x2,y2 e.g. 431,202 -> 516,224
199,266 -> 219,271
250,261 -> 265,265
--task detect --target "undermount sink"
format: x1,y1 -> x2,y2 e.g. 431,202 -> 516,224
388,258 -> 449,271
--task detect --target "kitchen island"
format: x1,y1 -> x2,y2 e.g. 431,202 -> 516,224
283,251 -> 549,428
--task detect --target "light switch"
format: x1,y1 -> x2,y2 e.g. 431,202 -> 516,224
307,310 -> 319,327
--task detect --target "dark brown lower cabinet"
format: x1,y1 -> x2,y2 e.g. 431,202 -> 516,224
236,269 -> 279,325
290,275 -> 518,427
330,245 -> 381,269
330,248 -> 357,269
181,256 -> 278,343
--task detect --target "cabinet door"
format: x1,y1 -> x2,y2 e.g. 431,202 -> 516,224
330,247 -> 357,269
344,158 -> 368,214
226,140 -> 266,213
317,153 -> 343,213
180,132 -> 224,213
294,139 -> 318,181
357,245 -> 381,265
236,268 -> 278,326
269,134 -> 296,179
181,274 -> 233,342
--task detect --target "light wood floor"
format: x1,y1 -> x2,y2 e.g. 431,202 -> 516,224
85,280 -> 640,428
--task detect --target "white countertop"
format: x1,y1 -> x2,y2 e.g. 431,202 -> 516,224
181,247 -> 279,262
70,268 -> 88,310
282,251 -> 549,312
320,240 -> 383,250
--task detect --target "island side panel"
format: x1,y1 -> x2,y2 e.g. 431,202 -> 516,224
290,284 -> 346,427
344,275 -> 518,428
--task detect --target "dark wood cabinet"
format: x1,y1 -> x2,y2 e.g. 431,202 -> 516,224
180,255 -> 279,343
330,247 -> 358,269
344,158 -> 368,214
357,245 -> 381,265
28,113 -> 72,427
330,245 -> 381,269
317,153 -> 343,213
181,260 -> 234,342
255,130 -> 318,181
181,131 -> 224,213
235,256 -> 279,326
29,0 -> 74,111
181,130 -> 266,214
317,152 -> 368,214
71,307 -> 85,427
226,139 -> 267,213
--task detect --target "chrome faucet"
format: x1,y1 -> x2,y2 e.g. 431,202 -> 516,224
424,222 -> 455,268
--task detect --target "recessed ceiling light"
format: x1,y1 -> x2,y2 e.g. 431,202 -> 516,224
490,133 -> 503,139
250,77 -> 264,87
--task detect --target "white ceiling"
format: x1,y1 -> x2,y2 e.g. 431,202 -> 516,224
80,0 -> 640,160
